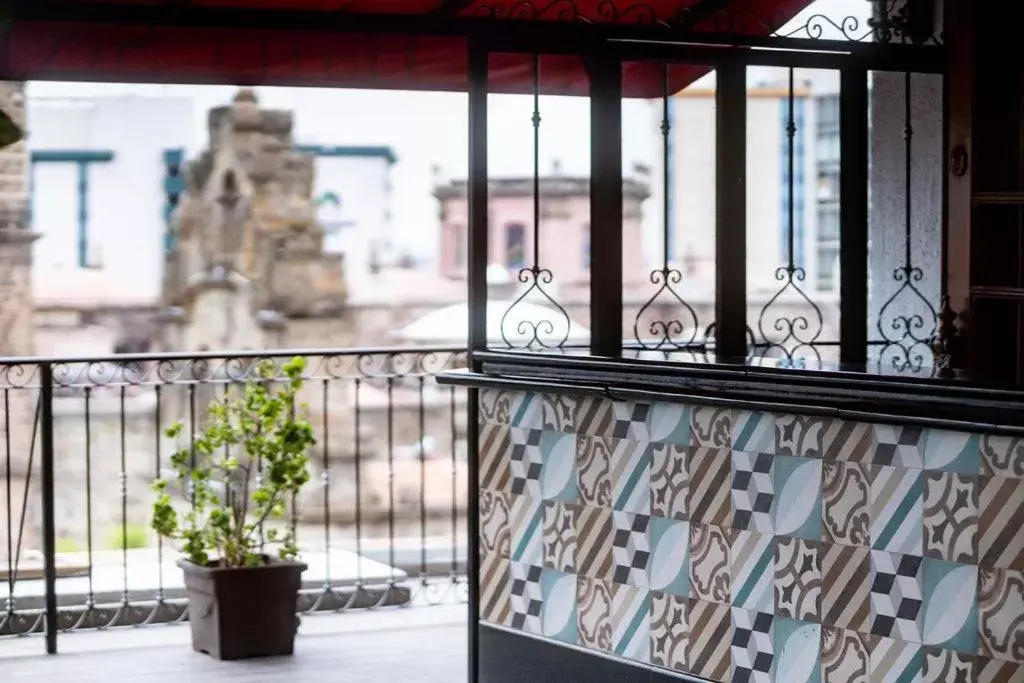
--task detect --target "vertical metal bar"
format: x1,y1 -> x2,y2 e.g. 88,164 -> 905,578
786,67 -> 796,272
466,37 -> 487,683
418,375 -> 427,579
39,362 -> 57,654
532,54 -> 541,271
449,386 -> 458,579
386,377 -> 396,580
119,387 -> 129,608
154,385 -> 164,603
840,66 -> 869,364
588,52 -> 624,358
715,59 -> 748,358
321,379 -> 331,589
354,377 -> 364,585
4,389 -> 13,617
84,388 -> 95,607
904,71 -> 914,272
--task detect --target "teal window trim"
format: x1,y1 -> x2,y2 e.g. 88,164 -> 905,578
295,144 -> 398,165
163,148 -> 185,252
30,149 -> 115,268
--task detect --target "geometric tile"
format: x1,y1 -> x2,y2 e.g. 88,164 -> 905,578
922,647 -> 974,683
921,558 -> 978,653
611,511 -> 650,587
539,430 -> 577,502
507,392 -> 544,429
870,637 -> 923,683
690,523 -> 731,605
573,395 -> 616,438
822,460 -> 871,547
577,575 -> 615,651
821,419 -> 873,463
540,567 -> 578,645
510,561 -> 543,634
480,423 -> 512,492
479,388 -> 512,425
731,607 -> 774,683
924,472 -> 978,564
510,428 -> 543,498
731,530 -> 774,613
773,616 -> 821,683
691,406 -> 733,449
731,451 -> 774,533
609,583 -> 651,663
480,488 -> 511,557
980,476 -> 1024,570
650,442 -> 688,520
608,437 -> 651,513
542,500 -> 577,572
687,599 -> 732,682
480,551 -> 511,627
872,424 -> 924,468
821,627 -> 874,683
977,657 -> 1024,683
650,592 -> 688,672
509,494 -> 543,565
648,516 -> 689,596
541,393 -> 576,433
922,429 -> 981,474
978,567 -> 1024,664
775,413 -> 829,459
732,411 -> 774,455
609,402 -> 652,441
775,537 -> 821,623
688,447 -> 731,527
870,466 -> 924,556
576,504 -> 614,581
774,455 -> 822,540
646,403 -> 691,446
577,434 -> 614,508
870,550 -> 923,642
821,543 -> 870,632
980,435 -> 1024,479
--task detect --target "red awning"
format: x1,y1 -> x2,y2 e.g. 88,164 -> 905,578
4,0 -> 813,95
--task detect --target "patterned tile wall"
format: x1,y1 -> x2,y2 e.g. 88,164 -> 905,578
477,389 -> 1024,683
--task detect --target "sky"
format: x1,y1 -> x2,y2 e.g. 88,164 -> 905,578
24,0 -> 866,263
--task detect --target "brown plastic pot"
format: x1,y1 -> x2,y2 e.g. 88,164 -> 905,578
178,557 -> 307,660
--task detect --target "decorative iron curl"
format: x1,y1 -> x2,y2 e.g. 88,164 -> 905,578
500,266 -> 572,350
777,14 -> 868,41
595,1 -> 662,24
471,0 -> 580,20
633,267 -> 701,350
755,266 -> 825,362
876,264 -> 937,372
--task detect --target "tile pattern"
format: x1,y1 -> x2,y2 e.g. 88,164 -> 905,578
477,389 -> 1024,683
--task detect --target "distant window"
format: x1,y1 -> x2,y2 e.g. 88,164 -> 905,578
506,223 -> 526,270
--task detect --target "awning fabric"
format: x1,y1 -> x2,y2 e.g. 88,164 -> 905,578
3,0 -> 812,95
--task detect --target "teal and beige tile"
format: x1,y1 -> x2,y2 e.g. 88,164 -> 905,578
776,414 -> 830,458
821,627 -> 873,683
610,402 -> 653,441
870,637 -> 923,683
574,576 -> 649,662
479,423 -> 512,492
731,530 -> 774,613
647,403 -> 691,445
540,567 -> 578,645
541,393 -> 575,433
922,648 -> 973,683
871,424 -> 924,468
822,419 -> 873,463
507,392 -> 545,429
977,657 -> 1024,683
922,429 -> 981,474
480,551 -> 511,626
731,607 -> 774,683
775,537 -> 822,623
542,500 -> 577,572
733,411 -> 775,454
688,446 -> 731,526
650,442 -> 688,520
980,476 -> 1024,570
690,523 -> 731,605
923,471 -> 978,564
692,406 -> 733,448
479,388 -> 512,424
821,543 -> 870,633
650,591 -> 688,672
609,437 -> 651,513
573,395 -> 616,437
539,430 -> 577,502
610,511 -> 650,587
981,435 -> 1024,479
509,428 -> 543,498
774,455 -> 822,540
870,465 -> 923,556
577,434 -> 614,508
687,598 -> 732,682
575,504 -> 614,581
822,460 -> 870,547
921,558 -> 978,654
648,516 -> 689,596
870,550 -> 923,642
577,575 -> 615,650
509,494 -> 543,565
774,617 -> 821,683
978,567 -> 1024,664
732,450 -> 774,533
480,488 -> 511,557
509,561 -> 543,634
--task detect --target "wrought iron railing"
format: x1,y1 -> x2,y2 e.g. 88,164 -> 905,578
0,346 -> 468,651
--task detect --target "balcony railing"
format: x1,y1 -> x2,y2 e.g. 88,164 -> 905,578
0,346 -> 469,651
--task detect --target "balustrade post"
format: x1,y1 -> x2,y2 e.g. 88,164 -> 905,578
39,362 -> 57,654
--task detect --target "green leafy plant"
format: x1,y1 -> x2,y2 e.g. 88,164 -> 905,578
151,357 -> 314,568
107,523 -> 150,550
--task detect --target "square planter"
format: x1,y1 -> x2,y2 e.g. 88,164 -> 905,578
179,557 -> 307,660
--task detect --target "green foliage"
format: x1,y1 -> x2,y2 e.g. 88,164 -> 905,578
107,523 -> 150,550
151,357 -> 314,568
56,538 -> 82,554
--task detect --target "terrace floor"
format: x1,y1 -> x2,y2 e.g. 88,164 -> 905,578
0,604 -> 467,682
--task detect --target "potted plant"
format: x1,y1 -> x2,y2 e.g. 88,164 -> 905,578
151,356 -> 314,660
